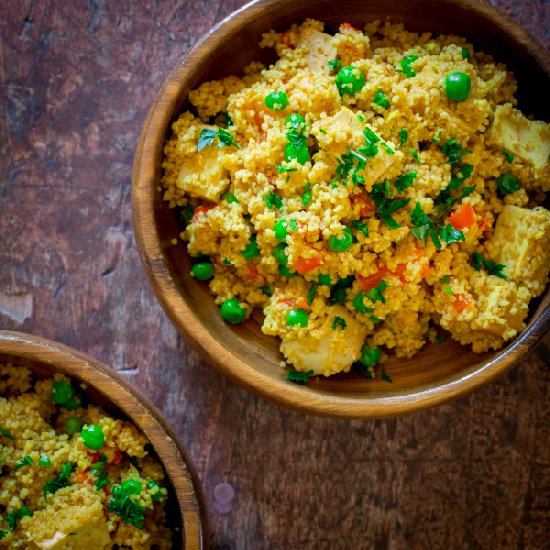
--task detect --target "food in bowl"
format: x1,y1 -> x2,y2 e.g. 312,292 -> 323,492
161,19 -> 550,381
0,362 -> 172,549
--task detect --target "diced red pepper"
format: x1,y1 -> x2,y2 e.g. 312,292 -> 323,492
452,295 -> 473,313
294,255 -> 321,275
357,267 -> 391,291
340,22 -> 360,32
279,30 -> 295,49
192,205 -> 215,222
447,203 -> 475,230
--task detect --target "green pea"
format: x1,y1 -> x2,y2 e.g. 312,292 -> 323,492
220,298 -> 246,324
359,345 -> 381,367
285,141 -> 310,165
272,243 -> 288,266
286,308 -> 309,327
335,66 -> 365,96
121,479 -> 142,495
264,91 -> 288,110
286,113 -> 306,134
191,262 -> 213,281
279,265 -> 298,277
65,416 -> 83,436
353,294 -> 373,313
445,71 -> 471,101
328,228 -> 353,252
80,424 -> 105,451
318,274 -> 332,286
51,381 -> 74,406
274,219 -> 288,241
63,389 -> 85,410
241,236 -> 261,260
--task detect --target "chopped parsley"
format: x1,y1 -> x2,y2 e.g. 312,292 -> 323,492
358,127 -> 381,158
336,148 -> 366,185
261,285 -> 272,297
439,275 -> 451,284
43,462 -> 75,499
38,456 -> 51,467
288,218 -> 298,232
381,366 -> 393,384
398,129 -> 408,148
366,280 -> 389,304
0,427 -> 15,440
107,483 -> 146,530
352,220 -> 369,237
4,506 -> 32,531
263,190 -> 283,210
373,89 -> 390,109
435,334 -> 447,343
369,183 -> 410,229
439,223 -> 465,244
394,171 -> 416,193
381,142 -> 395,155
302,181 -> 312,206
276,162 -> 297,174
471,252 -> 507,279
434,160 -> 475,222
444,285 -> 453,295
410,202 -> 441,249
222,193 -> 238,204
432,130 -> 443,143
396,54 -> 419,77
307,284 -> 317,305
222,258 -> 233,266
441,138 -> 471,165
461,47 -> 470,60
408,147 -> 421,164
496,172 -> 520,196
197,127 -> 240,151
90,454 -> 110,491
328,59 -> 341,72
13,455 -> 33,471
332,316 -> 347,330
0,530 -> 7,540
503,148 -> 514,163
286,369 -> 314,384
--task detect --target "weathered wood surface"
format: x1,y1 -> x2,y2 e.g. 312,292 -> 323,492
0,1 -> 548,548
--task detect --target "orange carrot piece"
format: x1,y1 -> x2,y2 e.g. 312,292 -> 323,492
447,203 -> 475,230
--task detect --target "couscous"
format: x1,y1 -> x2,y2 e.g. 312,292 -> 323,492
162,20 -> 550,381
0,363 -> 172,548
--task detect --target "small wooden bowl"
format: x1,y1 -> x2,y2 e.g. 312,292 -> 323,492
132,0 -> 550,418
0,330 -> 207,548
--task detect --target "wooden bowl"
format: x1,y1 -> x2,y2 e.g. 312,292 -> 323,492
132,0 -> 550,418
0,330 -> 207,548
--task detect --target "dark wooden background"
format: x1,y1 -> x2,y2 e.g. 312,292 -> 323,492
1,1 -> 549,548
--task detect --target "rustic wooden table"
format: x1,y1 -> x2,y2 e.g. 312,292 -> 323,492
1,1 -> 549,548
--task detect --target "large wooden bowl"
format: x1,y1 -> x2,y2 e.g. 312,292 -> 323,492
132,0 -> 550,418
0,331 -> 207,549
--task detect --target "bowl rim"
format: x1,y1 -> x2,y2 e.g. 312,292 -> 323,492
132,0 -> 550,418
0,330 -> 208,548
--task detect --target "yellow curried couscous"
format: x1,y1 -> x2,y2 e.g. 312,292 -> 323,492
0,363 -> 172,548
162,20 -> 550,381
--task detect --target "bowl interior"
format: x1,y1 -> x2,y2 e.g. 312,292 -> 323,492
0,332 -> 206,548
135,0 -> 550,416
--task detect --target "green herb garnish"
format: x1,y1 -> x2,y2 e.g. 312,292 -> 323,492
198,128 -> 240,151
263,190 -> 283,210
408,147 -> 421,164
441,138 -> 471,165
369,183 -> 410,229
90,454 -> 110,491
286,370 -> 314,385
439,275 -> 451,284
4,506 -> 32,531
38,456 -> 51,467
0,427 -> 15,441
366,280 -> 389,304
496,172 -> 520,197
107,482 -> 146,530
394,171 -> 416,193
302,181 -> 312,206
261,285 -> 272,297
276,162 -> 297,174
432,130 -> 442,143
410,202 -> 441,249
13,455 -> 33,471
352,220 -> 369,237
307,284 -> 317,305
336,148 -> 367,186
332,316 -> 347,330
398,129 -> 408,148
438,223 -> 465,244
471,252 -> 507,279
373,89 -> 390,109
43,462 -> 75,499
502,148 -> 514,163
223,193 -> 238,204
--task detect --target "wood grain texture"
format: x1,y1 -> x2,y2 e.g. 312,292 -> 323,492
0,0 -> 549,547
0,330 -> 207,549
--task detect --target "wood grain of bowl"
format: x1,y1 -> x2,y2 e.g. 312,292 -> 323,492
0,331 -> 207,549
132,0 -> 550,418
